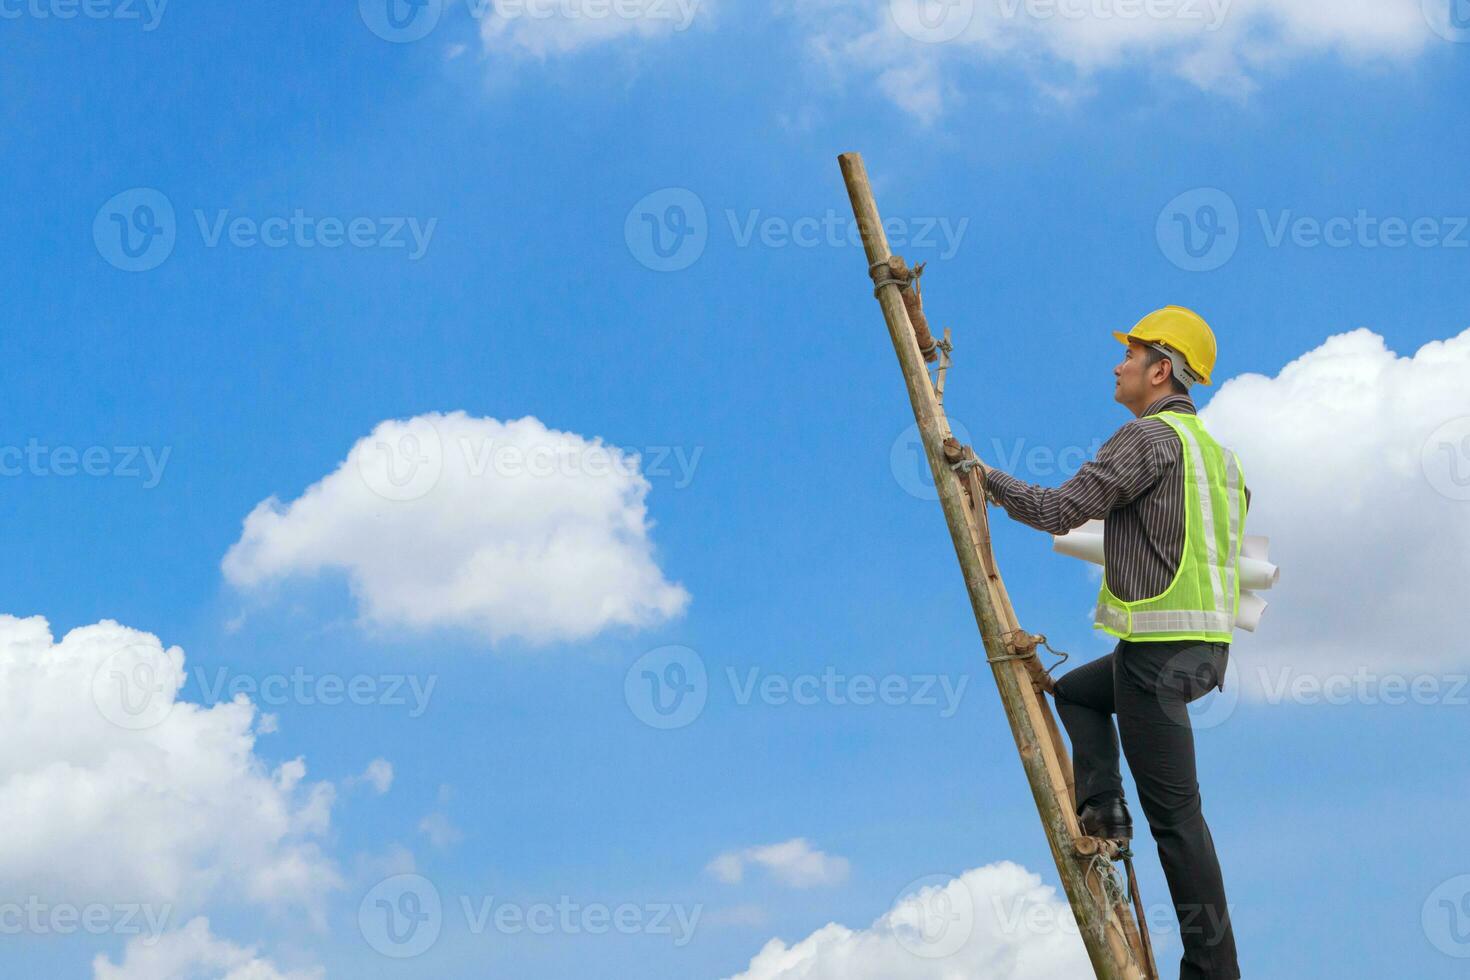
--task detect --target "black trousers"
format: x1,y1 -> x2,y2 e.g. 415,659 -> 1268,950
1053,639 -> 1240,980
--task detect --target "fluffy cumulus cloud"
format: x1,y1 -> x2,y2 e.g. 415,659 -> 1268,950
222,412 -> 689,645
725,861 -> 1090,979
1200,326 -> 1470,693
478,0 -> 708,58
0,615 -> 340,917
794,0 -> 1435,120
708,839 -> 852,888
94,917 -> 322,980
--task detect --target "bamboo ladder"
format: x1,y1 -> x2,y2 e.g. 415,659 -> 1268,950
838,152 -> 1158,980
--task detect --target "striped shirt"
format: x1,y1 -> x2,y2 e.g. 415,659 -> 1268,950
983,394 -> 1251,603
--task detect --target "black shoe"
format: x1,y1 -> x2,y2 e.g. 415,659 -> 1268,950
1078,797 -> 1133,841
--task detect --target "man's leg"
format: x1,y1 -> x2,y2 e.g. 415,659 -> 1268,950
1052,644 -> 1123,811
1115,640 -> 1239,980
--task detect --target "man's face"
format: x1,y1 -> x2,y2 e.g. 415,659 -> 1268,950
1113,340 -> 1153,408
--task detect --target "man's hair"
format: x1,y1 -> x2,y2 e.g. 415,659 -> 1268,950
1142,345 -> 1190,396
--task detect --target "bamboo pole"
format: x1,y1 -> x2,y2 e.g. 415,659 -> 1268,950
838,151 -> 1149,980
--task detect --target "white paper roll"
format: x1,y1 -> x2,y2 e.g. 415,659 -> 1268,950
1237,590 -> 1267,631
1052,522 -> 1278,593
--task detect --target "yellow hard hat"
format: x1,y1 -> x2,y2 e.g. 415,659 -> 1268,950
1112,305 -> 1217,386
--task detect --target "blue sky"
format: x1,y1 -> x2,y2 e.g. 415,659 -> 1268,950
3,2 -> 1470,978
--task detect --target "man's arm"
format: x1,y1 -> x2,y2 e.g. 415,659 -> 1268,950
981,420 -> 1162,535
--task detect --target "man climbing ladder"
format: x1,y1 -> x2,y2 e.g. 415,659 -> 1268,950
976,306 -> 1245,980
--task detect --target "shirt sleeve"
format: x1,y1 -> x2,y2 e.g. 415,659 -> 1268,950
982,420 -> 1164,535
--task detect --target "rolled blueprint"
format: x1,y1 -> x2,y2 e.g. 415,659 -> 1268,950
1052,522 -> 1279,591
1052,520 -> 1277,630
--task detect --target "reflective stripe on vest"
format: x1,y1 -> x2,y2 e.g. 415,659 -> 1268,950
1093,412 -> 1246,643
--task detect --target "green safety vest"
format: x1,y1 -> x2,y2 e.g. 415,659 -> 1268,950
1094,411 -> 1247,644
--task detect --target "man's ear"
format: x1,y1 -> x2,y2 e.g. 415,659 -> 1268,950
1152,356 -> 1175,387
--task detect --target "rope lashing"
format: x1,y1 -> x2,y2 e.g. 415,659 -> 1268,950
868,259 -> 907,294
942,438 -> 982,474
988,629 -> 1070,693
867,257 -> 939,362
1088,853 -> 1130,908
942,439 -> 993,505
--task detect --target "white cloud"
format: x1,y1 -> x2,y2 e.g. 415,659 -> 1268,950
346,758 -> 394,795
707,839 -> 851,888
793,0 -> 1434,119
479,0 -> 707,58
724,861 -> 1090,979
94,917 -> 322,980
419,811 -> 465,848
0,615 -> 340,919
1199,326 -> 1470,692
222,412 -> 689,646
